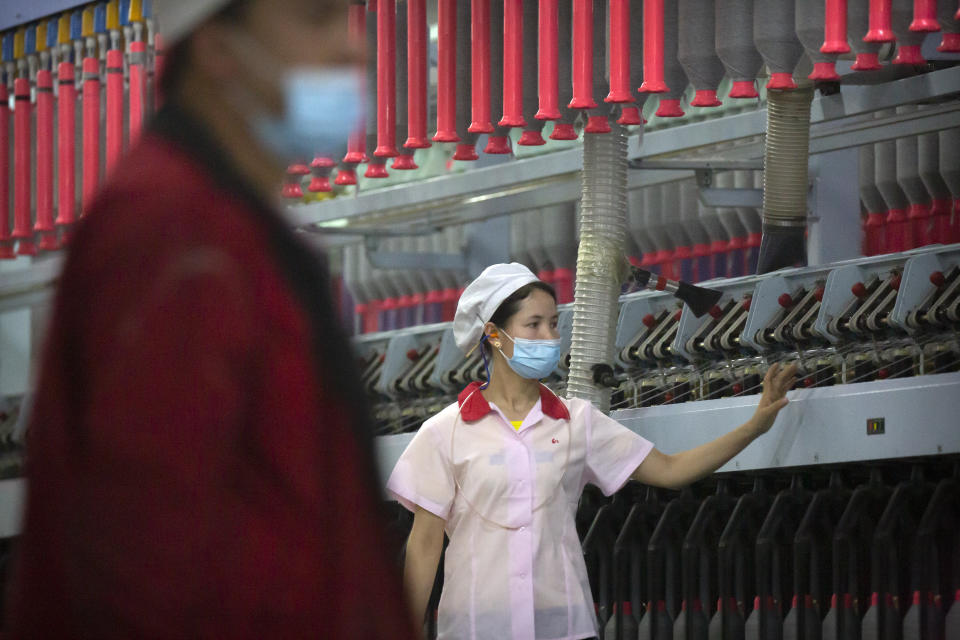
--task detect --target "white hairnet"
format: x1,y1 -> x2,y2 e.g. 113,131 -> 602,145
156,0 -> 235,45
453,263 -> 539,354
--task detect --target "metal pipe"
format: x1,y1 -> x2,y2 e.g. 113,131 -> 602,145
918,133 -> 951,246
896,130 -> 930,250
875,137 -> 908,253
822,0 -> 851,53
654,0 -> 685,117
500,0 -> 526,127
365,1 -> 389,178
617,0 -> 646,125
585,0 -> 612,133
640,0 -> 668,93
405,0 -> 430,148
13,78 -> 36,255
469,0 -> 493,133
105,48 -> 123,173
860,145 -> 887,256
570,0 -> 597,109
56,61 -> 76,238
35,69 -> 56,251
536,0 -> 561,120
129,40 -> 146,146
375,0 -> 398,157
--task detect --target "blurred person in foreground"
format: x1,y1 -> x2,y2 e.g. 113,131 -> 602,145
5,1 -> 416,637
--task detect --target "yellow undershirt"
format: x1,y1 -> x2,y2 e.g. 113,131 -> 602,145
510,420 -> 523,431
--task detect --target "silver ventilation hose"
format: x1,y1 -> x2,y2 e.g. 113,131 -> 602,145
566,122 -> 629,411
756,84 -> 815,273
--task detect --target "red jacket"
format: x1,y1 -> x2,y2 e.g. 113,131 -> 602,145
5,106 -> 415,639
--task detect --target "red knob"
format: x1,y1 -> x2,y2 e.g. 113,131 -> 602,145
742,298 -> 752,311
673,309 -> 683,322
814,287 -> 825,302
642,313 -> 657,329
804,377 -> 814,388
851,282 -> 868,299
709,305 -> 723,319
407,349 -> 421,361
930,271 -> 946,287
732,383 -> 743,395
877,368 -> 889,379
778,293 -> 794,308
889,274 -> 902,291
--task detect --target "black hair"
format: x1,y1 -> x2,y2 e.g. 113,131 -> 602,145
159,0 -> 252,99
482,281 -> 558,354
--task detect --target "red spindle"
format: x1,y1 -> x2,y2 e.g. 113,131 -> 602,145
13,78 -> 36,255
406,0 -> 430,147
106,49 -> 124,175
82,57 -> 101,214
822,0 -> 851,52
865,0 -> 895,41
536,0 -> 561,119
606,0 -> 632,102
469,0 -> 493,132
434,0 -> 459,141
500,0 -> 525,126
375,0 -> 398,157
129,41 -> 147,146
0,84 -> 12,259
56,62 -> 77,235
569,0 -> 597,108
345,3 -> 368,162
640,0 -> 668,92
910,0 -> 940,30
35,70 -> 56,251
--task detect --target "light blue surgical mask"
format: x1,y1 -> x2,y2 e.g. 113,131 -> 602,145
252,66 -> 363,161
497,330 -> 563,380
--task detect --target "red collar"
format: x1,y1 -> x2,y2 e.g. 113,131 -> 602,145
457,382 -> 571,422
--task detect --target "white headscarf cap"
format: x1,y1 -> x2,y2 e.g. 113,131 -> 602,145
452,263 -> 539,354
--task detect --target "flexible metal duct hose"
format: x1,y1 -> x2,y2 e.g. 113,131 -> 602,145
454,0 -> 478,160
848,0 -> 883,70
655,0 -> 687,117
678,0 -> 725,107
891,0 -> 927,64
753,0 -> 804,90
795,0 -> 840,80
567,121 -> 629,410
519,0 -> 547,145
716,0 -> 762,98
756,84 -> 814,273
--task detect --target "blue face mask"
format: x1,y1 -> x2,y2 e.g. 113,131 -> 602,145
252,67 -> 364,162
497,330 -> 563,380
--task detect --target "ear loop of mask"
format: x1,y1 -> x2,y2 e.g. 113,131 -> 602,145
449,385 -> 572,530
479,335 -> 492,390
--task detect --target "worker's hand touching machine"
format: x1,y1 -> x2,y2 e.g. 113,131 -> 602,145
387,263 -> 797,640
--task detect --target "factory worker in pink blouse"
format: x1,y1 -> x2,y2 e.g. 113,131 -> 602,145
386,263 -> 796,640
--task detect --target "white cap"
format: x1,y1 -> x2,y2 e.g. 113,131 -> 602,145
453,263 -> 539,354
156,0 -> 235,46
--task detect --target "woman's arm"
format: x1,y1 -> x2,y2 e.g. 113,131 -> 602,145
631,362 -> 797,489
403,506 -> 447,630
